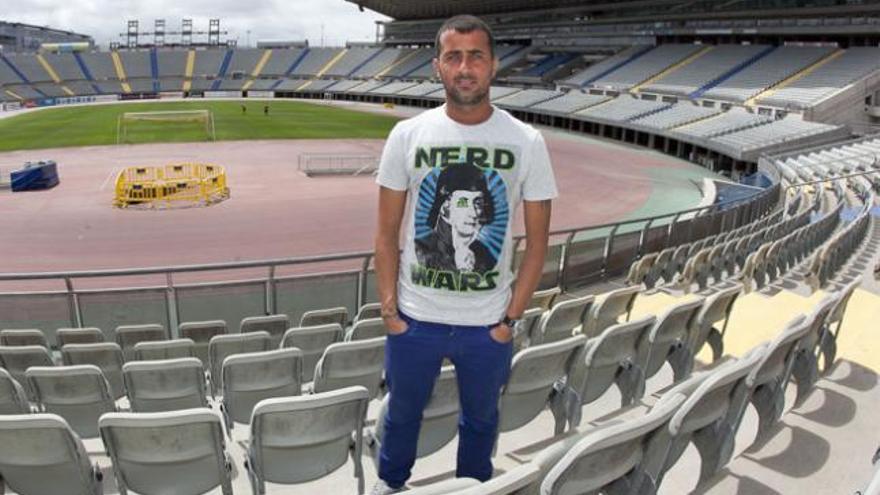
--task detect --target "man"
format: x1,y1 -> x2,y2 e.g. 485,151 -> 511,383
373,14 -> 557,494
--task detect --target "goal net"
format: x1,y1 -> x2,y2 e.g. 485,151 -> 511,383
116,110 -> 216,144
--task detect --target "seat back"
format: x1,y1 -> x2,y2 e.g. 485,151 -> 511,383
0,413 -> 100,495
584,286 -> 640,338
99,408 -> 231,495
0,329 -> 49,348
747,314 -> 809,389
179,320 -> 228,365
25,365 -> 115,438
797,293 -> 837,355
514,306 -> 544,351
123,358 -> 208,412
281,323 -> 344,382
540,392 -> 686,495
133,338 -> 196,361
640,297 -> 705,381
208,331 -> 272,396
115,323 -> 167,361
312,337 -> 385,398
499,335 -> 586,433
536,295 -> 594,344
529,287 -> 561,311
0,345 -> 55,399
61,342 -> 126,399
222,348 -> 303,426
691,283 -> 742,357
240,314 -> 289,348
249,386 -> 369,488
354,302 -> 382,322
56,327 -> 105,347
300,306 -> 349,327
345,317 -> 386,341
0,367 -> 30,414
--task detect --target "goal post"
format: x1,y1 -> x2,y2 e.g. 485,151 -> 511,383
116,110 -> 216,144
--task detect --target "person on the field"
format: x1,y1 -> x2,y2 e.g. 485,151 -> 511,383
371,14 -> 557,494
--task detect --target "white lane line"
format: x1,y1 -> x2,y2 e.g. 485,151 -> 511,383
100,168 -> 117,191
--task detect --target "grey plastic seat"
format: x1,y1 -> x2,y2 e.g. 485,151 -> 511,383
56,327 -> 105,347
179,319 -> 228,366
583,285 -> 640,338
221,348 -> 303,429
99,408 -> 232,495
312,336 -> 386,398
0,413 -> 103,495
240,314 -> 289,348
535,294 -> 594,344
300,306 -> 349,327
208,331 -> 272,397
500,335 -> 586,437
649,247 -> 675,286
345,317 -> 386,341
639,297 -> 705,392
247,386 -> 370,495
61,343 -> 126,400
115,324 -> 167,362
370,366 -> 458,462
0,345 -> 55,399
539,391 -> 686,495
133,338 -> 196,361
789,294 -> 838,407
0,329 -> 49,348
820,277 -> 861,372
0,367 -> 30,414
354,302 -> 382,322
123,358 -> 208,412
676,248 -> 711,293
513,306 -> 544,352
691,283 -> 742,362
405,463 -> 540,494
563,315 -> 657,429
281,323 -> 344,382
625,252 -> 657,288
25,365 -> 116,438
866,462 -> 880,495
529,286 -> 561,311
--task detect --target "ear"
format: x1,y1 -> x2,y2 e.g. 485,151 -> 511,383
491,56 -> 499,81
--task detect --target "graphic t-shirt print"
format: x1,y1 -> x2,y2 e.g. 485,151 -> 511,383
411,144 -> 514,293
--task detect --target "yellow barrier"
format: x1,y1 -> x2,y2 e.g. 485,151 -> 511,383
114,163 -> 229,208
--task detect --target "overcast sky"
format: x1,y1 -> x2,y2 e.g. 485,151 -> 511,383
9,1 -> 390,49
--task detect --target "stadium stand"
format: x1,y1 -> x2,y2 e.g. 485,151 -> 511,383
643,44 -> 773,97
575,95 -> 669,123
324,46 -> 382,77
588,44 -> 704,91
290,47 -> 344,77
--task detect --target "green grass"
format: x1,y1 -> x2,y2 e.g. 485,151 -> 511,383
0,100 -> 401,151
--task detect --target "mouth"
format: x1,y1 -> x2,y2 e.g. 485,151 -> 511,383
455,79 -> 477,90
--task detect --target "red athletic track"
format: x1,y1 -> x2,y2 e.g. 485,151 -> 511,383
0,130 -> 700,281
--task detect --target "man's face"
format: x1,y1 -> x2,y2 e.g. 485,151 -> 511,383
444,190 -> 485,236
433,29 -> 498,108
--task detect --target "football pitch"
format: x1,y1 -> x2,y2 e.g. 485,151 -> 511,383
0,100 -> 401,151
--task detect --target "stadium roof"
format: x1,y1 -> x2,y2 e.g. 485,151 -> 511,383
345,0 -> 668,21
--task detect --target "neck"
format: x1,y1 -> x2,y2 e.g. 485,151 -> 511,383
445,101 -> 493,126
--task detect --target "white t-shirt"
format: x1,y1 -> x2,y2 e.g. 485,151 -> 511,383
376,104 -> 558,326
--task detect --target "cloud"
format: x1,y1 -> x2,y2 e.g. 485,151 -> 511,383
9,0 -> 389,49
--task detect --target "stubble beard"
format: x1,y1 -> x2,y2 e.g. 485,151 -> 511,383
445,80 -> 490,107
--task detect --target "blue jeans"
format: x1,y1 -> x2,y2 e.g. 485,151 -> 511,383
378,312 -> 514,487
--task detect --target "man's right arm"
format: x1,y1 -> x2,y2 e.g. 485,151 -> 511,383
375,185 -> 408,333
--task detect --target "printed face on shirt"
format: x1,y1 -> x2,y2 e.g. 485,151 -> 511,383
433,29 -> 498,107
444,190 -> 485,237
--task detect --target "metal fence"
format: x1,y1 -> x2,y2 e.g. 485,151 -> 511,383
0,182 -> 781,344
297,153 -> 380,177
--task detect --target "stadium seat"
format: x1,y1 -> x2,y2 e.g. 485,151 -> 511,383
0,413 -> 103,495
691,283 -> 742,362
123,358 -> 208,413
0,367 -> 30,414
25,364 -> 116,438
820,277 -> 862,371
625,252 -> 657,288
0,329 -> 49,348
99,408 -> 233,495
133,338 -> 196,361
529,286 -> 561,311
300,306 -> 349,327
246,386 -> 370,495
61,342 -> 126,400
640,297 -> 705,394
311,336 -> 385,398
0,345 -> 55,400
354,302 -> 382,322
790,294 -> 838,406
115,323 -> 168,362
281,323 -> 344,382
345,317 -> 386,341
513,306 -> 544,352
208,331 -> 273,397
179,320 -> 228,366
56,327 -> 105,347
583,285 -> 640,338
534,294 -> 594,344
221,348 -> 303,430
240,314 -> 290,348
405,463 -> 540,494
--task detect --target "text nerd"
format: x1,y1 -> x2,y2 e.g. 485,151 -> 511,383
414,146 -> 516,170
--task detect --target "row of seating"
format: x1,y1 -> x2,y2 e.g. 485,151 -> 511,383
806,192 -> 875,290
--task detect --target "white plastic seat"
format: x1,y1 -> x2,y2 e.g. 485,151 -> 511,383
123,358 -> 208,412
133,338 -> 196,361
281,323 -> 344,382
247,386 -> 370,495
513,306 -> 544,352
208,331 -> 272,397
26,364 -> 116,438
115,324 -> 167,362
354,302 -> 382,322
0,329 -> 49,348
300,306 -> 349,327
0,345 -> 55,400
691,283 -> 742,362
61,343 -> 126,400
529,287 -> 562,311
0,413 -> 103,495
312,336 -> 386,398
405,464 -> 539,494
583,285 -> 640,338
638,297 -> 705,392
0,367 -> 30,415
535,295 -> 594,344
56,327 -> 105,347
178,319 -> 228,366
221,348 -> 303,430
99,408 -> 232,495
345,317 -> 386,341
240,314 -> 290,348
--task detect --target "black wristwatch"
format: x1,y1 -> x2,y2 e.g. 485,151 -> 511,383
499,315 -> 521,329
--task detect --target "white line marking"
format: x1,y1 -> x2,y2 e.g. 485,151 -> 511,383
100,168 -> 117,191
